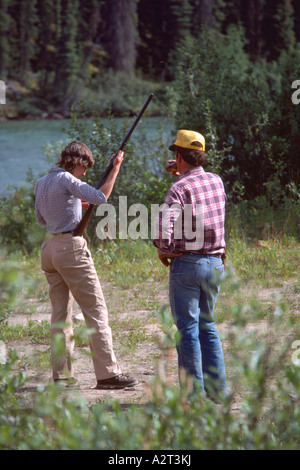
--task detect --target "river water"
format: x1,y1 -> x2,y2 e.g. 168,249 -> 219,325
0,117 -> 173,197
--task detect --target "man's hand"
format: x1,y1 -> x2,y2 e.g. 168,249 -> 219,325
158,250 -> 182,267
165,160 -> 180,176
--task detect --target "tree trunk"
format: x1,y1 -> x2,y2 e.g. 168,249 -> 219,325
103,0 -> 137,74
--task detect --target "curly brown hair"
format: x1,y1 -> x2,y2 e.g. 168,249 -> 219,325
56,141 -> 95,172
175,146 -> 206,167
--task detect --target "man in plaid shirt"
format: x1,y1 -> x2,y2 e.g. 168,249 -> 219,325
153,130 -> 227,399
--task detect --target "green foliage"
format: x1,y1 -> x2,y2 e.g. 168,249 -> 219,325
2,0 -> 300,117
226,195 -> 299,239
0,0 -> 10,77
169,27 -> 300,201
0,278 -> 300,450
81,70 -> 168,116
0,254 -> 34,305
53,0 -> 81,111
0,319 -> 50,344
0,175 -> 45,254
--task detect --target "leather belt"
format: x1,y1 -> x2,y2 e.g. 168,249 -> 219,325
53,231 -> 73,236
202,253 -> 222,258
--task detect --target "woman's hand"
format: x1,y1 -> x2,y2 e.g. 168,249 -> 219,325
81,200 -> 89,210
112,150 -> 124,172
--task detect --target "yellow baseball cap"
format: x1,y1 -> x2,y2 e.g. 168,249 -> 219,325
169,129 -> 205,152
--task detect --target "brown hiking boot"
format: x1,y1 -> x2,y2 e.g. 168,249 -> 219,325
95,374 -> 138,390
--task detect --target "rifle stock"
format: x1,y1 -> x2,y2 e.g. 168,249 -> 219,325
73,93 -> 153,237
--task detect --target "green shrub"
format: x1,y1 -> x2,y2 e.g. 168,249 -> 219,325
169,27 -> 300,203
0,174 -> 45,254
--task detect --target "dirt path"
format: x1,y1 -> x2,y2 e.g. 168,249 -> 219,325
6,282 -> 178,407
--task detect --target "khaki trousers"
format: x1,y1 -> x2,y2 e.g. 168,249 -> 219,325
41,233 -> 121,381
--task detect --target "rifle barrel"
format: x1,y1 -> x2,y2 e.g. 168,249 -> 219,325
73,93 -> 153,237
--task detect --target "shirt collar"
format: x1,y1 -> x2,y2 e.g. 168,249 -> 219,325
177,166 -> 205,181
49,167 -> 67,174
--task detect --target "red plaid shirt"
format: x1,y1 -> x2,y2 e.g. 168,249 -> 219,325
153,166 -> 226,254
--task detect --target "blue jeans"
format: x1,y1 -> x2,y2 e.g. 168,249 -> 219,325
169,254 -> 227,396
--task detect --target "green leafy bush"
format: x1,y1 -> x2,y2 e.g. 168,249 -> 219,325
169,27 -> 300,203
0,174 -> 45,254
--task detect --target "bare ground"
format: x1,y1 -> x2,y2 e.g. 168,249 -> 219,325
6,278 -> 177,407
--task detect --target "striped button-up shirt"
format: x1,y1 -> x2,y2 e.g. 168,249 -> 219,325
34,167 -> 106,234
153,166 -> 226,255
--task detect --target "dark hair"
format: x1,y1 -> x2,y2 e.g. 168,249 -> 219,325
175,146 -> 206,167
56,141 -> 95,172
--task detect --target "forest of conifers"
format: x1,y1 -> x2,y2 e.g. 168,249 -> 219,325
1,0 -> 300,115
0,0 -> 299,203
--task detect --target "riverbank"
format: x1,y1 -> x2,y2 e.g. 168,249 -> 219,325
0,109 -> 68,121
0,104 -> 166,121
0,76 -> 169,121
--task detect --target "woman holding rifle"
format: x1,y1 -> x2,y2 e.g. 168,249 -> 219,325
35,140 -> 138,390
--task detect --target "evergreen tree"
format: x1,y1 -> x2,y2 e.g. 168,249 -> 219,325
274,0 -> 295,52
240,0 -> 264,61
102,0 -> 137,74
137,0 -> 172,79
262,0 -> 295,60
0,0 -> 298,116
213,0 -> 242,34
36,0 -> 57,97
77,0 -> 103,82
0,0 -> 10,78
137,0 -> 194,80
54,0 -> 80,112
169,0 -> 193,34
12,0 -> 38,83
167,0 -> 194,76
292,0 -> 300,41
190,0 -> 216,33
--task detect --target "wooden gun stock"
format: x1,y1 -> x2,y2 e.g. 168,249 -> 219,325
73,93 -> 153,237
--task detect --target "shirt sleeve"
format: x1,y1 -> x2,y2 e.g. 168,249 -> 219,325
152,187 -> 183,253
34,181 -> 46,227
35,203 -> 46,227
63,173 -> 107,205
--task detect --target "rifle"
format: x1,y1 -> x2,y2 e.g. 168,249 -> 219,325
73,93 -> 153,237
